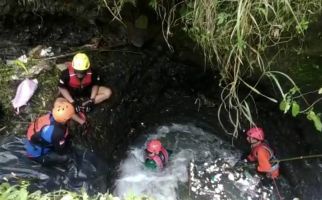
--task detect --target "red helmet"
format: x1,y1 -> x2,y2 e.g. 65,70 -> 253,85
246,127 -> 264,141
147,139 -> 162,153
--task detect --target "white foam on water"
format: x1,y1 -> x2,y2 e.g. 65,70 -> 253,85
114,123 -> 275,200
114,147 -> 192,200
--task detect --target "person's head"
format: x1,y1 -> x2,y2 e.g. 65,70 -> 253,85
52,101 -> 75,124
146,139 -> 162,155
246,127 -> 264,144
72,53 -> 90,79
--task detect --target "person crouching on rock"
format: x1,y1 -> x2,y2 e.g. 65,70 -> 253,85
24,100 -> 75,166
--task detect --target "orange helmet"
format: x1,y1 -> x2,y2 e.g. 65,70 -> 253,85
147,139 -> 162,153
52,101 -> 75,123
246,127 -> 265,141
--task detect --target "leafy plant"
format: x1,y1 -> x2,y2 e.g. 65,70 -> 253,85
0,181 -> 29,200
0,182 -> 154,200
126,0 -> 322,136
262,71 -> 322,132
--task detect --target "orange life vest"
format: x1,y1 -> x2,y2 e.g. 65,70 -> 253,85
67,62 -> 92,89
26,113 -> 68,144
250,143 -> 279,178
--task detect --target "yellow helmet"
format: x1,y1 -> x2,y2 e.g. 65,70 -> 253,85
72,53 -> 90,71
52,101 -> 75,123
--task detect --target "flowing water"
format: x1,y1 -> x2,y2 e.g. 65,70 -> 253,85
113,123 -> 293,200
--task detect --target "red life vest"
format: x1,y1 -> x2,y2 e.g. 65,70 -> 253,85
27,113 -> 68,144
148,147 -> 169,169
67,62 -> 92,89
250,143 -> 279,173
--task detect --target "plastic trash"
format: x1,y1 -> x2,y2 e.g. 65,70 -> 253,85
11,78 -> 38,114
40,47 -> 54,57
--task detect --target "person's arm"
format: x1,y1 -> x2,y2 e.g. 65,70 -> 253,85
89,70 -> 101,100
90,85 -> 99,101
247,153 -> 256,162
58,70 -> 75,103
51,125 -> 68,154
256,148 -> 272,172
58,87 -> 75,103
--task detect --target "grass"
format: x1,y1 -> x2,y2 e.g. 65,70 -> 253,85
0,182 -> 154,200
14,0 -> 322,136
0,58 -> 59,133
132,0 -> 322,137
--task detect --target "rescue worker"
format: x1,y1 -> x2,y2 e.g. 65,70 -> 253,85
58,53 -> 112,125
24,99 -> 75,166
144,139 -> 169,170
245,127 -> 279,179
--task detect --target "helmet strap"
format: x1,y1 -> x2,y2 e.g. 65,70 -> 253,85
250,140 -> 261,147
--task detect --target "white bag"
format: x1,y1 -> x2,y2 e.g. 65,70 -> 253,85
12,78 -> 38,114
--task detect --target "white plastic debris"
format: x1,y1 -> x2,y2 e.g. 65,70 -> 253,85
17,54 -> 28,63
12,78 -> 38,114
40,47 -> 54,57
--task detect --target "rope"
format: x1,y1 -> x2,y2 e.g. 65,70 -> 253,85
188,162 -> 191,196
272,178 -> 283,200
272,154 -> 322,163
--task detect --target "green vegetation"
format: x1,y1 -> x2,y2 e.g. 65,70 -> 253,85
2,0 -> 322,134
101,0 -> 322,135
0,58 -> 59,131
0,61 -> 16,115
0,182 -> 153,200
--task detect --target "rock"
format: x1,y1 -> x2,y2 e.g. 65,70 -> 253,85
0,0 -> 7,7
40,47 -> 54,57
56,63 -> 67,71
135,15 -> 148,29
127,15 -> 149,48
28,45 -> 43,58
22,60 -> 53,77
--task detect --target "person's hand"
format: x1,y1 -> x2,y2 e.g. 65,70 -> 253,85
234,159 -> 248,169
240,151 -> 250,160
72,100 -> 82,113
83,98 -> 94,113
